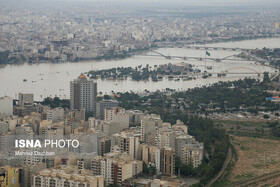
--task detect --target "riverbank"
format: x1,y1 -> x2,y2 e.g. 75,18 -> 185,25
0,45 -> 157,66
1,35 -> 280,66
0,37 -> 278,101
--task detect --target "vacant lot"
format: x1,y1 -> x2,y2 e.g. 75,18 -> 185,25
230,136 -> 280,183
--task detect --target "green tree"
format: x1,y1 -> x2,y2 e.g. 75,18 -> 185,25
263,72 -> 270,83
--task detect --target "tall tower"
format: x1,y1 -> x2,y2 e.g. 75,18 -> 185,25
70,73 -> 97,114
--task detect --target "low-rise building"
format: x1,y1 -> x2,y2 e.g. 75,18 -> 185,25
33,166 -> 104,187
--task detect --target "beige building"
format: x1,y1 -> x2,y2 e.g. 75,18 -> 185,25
99,137 -> 111,156
46,107 -> 64,123
104,107 -> 125,121
38,120 -> 52,135
68,109 -> 85,122
102,121 -> 129,136
140,144 -> 161,175
181,143 -> 203,168
33,166 -> 104,187
88,117 -> 129,136
96,100 -> 118,119
160,147 -> 175,177
91,152 -> 142,185
126,110 -> 145,126
141,114 -> 162,145
104,107 -> 129,127
111,131 -> 141,160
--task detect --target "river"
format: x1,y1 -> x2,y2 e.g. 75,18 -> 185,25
0,38 -> 279,101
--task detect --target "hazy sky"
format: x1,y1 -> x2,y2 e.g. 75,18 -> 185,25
2,0 -> 280,8
2,0 -> 280,5
42,0 -> 280,6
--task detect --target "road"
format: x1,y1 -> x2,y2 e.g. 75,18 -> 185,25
206,147 -> 232,187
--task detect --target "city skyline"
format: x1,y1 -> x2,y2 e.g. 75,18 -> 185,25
0,0 -> 280,186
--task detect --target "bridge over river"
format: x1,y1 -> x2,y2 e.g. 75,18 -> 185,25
157,44 -> 254,52
138,50 -> 264,63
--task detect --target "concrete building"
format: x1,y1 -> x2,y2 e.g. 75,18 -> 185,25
99,137 -> 111,157
70,73 -> 97,113
88,117 -> 103,129
160,147 -> 175,177
46,107 -> 64,123
157,130 -> 175,149
18,93 -> 34,107
38,120 -> 52,135
13,106 -> 34,117
69,109 -> 85,122
96,100 -> 118,119
102,121 -> 129,136
33,167 -> 104,187
140,114 -> 162,145
181,143 -> 203,168
175,135 -> 194,157
21,163 -> 46,187
0,96 -> 13,116
0,121 -> 9,134
104,108 -> 129,127
12,93 -> 35,117
127,110 -> 145,126
140,144 -> 161,175
0,117 -> 17,133
104,107 -> 125,121
111,131 -> 141,160
71,133 -> 99,154
91,153 -> 142,185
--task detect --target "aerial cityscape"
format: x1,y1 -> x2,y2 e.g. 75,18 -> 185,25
0,0 -> 280,187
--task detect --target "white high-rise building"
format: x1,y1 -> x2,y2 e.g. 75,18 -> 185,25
70,74 -> 97,113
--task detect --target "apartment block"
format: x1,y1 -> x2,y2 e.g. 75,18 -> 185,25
160,147 -> 175,177
181,143 -> 203,168
33,167 -> 104,187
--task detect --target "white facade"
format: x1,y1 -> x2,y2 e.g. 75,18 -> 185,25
47,107 -> 64,123
0,96 -> 13,116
